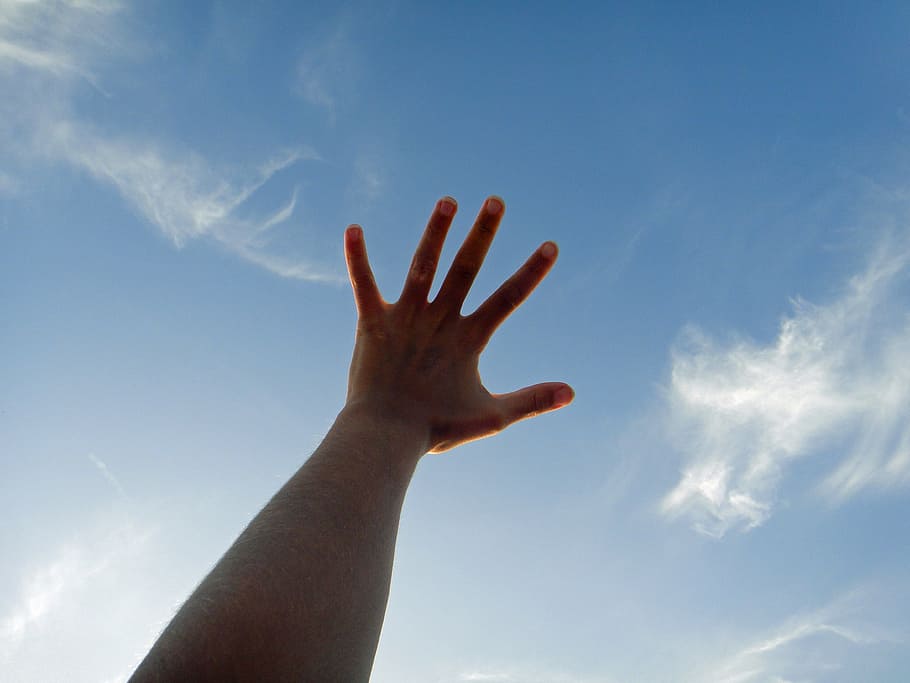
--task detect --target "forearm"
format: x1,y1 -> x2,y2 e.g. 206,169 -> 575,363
131,405 -> 427,683
130,195 -> 572,682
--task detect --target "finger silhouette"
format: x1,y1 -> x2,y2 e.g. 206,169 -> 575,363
344,225 -> 383,318
495,382 -> 575,427
399,197 -> 457,308
469,241 -> 558,349
434,196 -> 505,313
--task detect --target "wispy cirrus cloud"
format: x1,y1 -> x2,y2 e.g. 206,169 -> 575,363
660,236 -> 910,537
1,0 -> 343,283
0,0 -> 120,89
704,587 -> 904,683
40,120 -> 342,282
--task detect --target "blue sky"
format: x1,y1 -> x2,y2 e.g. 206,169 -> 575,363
3,1 -> 910,681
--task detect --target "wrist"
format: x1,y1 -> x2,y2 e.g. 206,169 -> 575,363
335,399 -> 431,466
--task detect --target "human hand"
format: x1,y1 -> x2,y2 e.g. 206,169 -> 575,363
343,196 -> 574,454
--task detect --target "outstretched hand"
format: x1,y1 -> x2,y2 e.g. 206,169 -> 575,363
343,196 -> 574,454
129,195 -> 572,683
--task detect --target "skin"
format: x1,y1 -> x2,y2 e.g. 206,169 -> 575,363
129,196 -> 574,682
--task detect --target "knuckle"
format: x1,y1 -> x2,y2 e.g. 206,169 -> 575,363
476,221 -> 494,236
411,258 -> 437,280
458,322 -> 483,349
528,391 -> 552,416
357,315 -> 384,335
427,220 -> 448,237
530,254 -> 547,273
454,264 -> 476,283
504,282 -> 525,310
490,412 -> 507,432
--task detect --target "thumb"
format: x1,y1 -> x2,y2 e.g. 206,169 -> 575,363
495,382 -> 575,427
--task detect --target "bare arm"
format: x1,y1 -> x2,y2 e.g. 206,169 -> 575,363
129,196 -> 574,682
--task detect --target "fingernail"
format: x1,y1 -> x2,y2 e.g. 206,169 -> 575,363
347,225 -> 362,241
553,386 -> 574,406
541,242 -> 557,259
439,198 -> 456,217
485,197 -> 503,215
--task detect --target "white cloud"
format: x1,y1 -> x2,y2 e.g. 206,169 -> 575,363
0,507 -> 169,683
661,239 -> 910,536
0,0 -> 120,90
0,518 -> 152,659
0,36 -> 77,74
1,0 -> 344,283
1,548 -> 75,649
705,588 -> 901,683
39,119 -> 342,282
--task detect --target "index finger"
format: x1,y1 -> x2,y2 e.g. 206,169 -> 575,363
433,196 -> 505,313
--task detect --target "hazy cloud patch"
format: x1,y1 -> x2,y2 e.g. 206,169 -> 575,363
703,587 -> 905,683
0,169 -> 18,196
295,26 -> 359,121
0,0 -> 121,90
0,518 -> 152,659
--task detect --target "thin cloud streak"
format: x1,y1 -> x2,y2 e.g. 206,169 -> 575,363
706,589 -> 899,683
251,186 -> 299,240
0,37 -> 78,74
88,453 -> 128,500
42,120 -> 341,282
661,238 -> 910,536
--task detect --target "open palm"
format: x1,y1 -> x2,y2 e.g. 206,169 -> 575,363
343,195 -> 574,453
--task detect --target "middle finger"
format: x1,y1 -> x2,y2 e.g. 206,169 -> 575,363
433,196 -> 505,313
